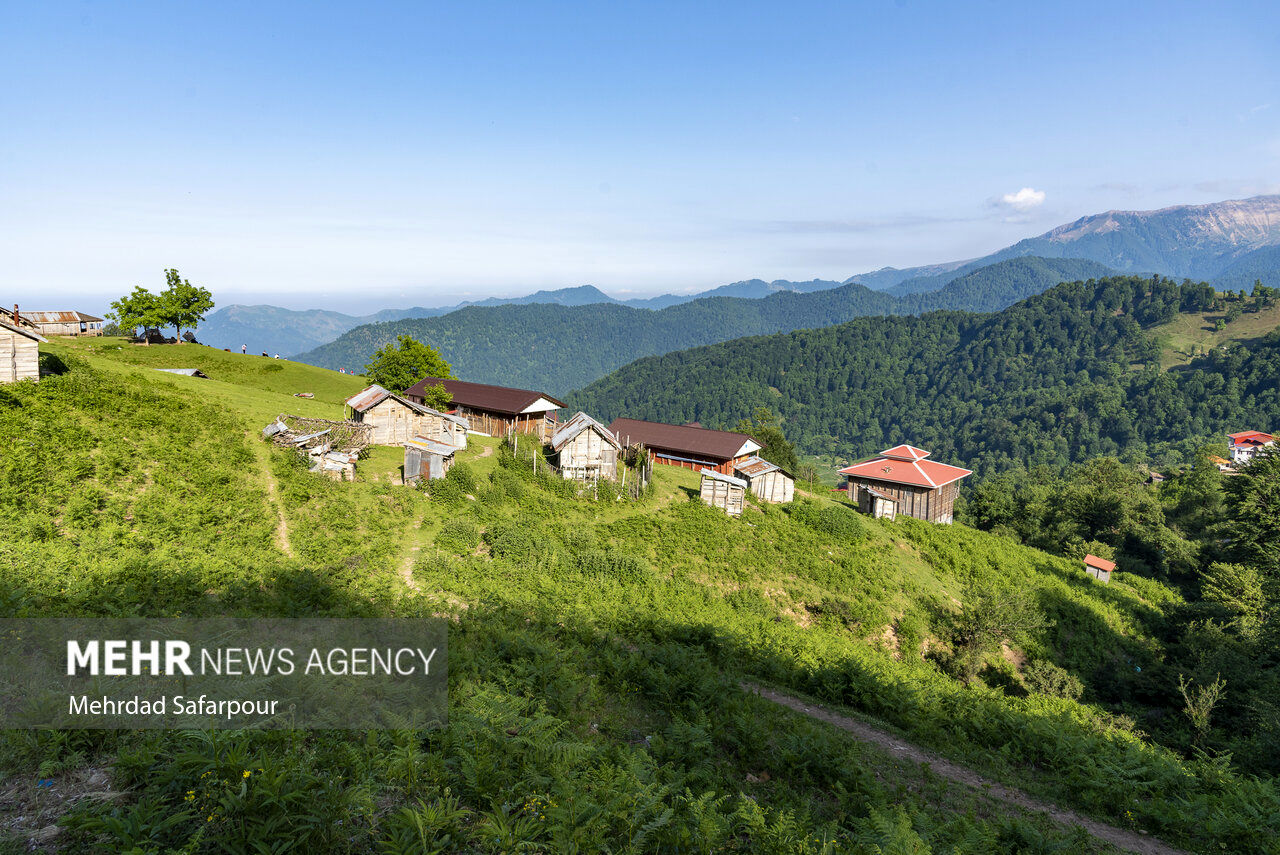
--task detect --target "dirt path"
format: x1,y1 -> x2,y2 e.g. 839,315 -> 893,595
250,435 -> 294,557
397,519 -> 426,592
478,443 -> 494,458
746,684 -> 1187,855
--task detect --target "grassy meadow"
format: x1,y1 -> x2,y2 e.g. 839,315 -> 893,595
0,339 -> 1275,853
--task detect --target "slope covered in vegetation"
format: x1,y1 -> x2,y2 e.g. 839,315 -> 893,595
293,257 -> 1119,394
569,276 -> 1280,477
2,344 -> 1278,852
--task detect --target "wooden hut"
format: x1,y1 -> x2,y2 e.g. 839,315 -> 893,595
733,456 -> 794,503
549,412 -> 622,481
608,418 -> 762,475
839,444 -> 971,524
0,318 -> 45,383
14,309 -> 104,337
404,377 -> 564,440
345,385 -> 469,447
699,468 -> 747,516
857,485 -> 898,520
403,436 -> 459,484
1084,554 -> 1116,583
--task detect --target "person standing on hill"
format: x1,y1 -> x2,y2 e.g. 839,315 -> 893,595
241,344 -> 247,354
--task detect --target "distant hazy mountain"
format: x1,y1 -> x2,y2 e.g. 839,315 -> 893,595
196,280 -> 842,353
293,256 -> 1120,392
852,195 -> 1280,294
196,285 -> 620,353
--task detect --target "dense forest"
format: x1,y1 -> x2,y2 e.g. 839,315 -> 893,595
294,257 -> 1118,393
568,276 -> 1280,476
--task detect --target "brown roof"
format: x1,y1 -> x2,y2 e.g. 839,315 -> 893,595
609,418 -> 762,461
1084,554 -> 1116,573
734,455 -> 791,479
404,377 -> 565,415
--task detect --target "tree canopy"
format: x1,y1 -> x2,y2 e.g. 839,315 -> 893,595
107,269 -> 214,343
364,335 -> 453,407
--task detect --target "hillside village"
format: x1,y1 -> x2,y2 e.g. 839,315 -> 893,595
4,289 -> 1280,854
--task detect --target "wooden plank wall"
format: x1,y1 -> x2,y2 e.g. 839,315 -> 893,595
0,333 -> 39,383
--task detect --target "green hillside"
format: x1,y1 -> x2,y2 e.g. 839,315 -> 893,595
293,258 -> 1118,395
5,339 -> 1279,852
569,275 -> 1280,477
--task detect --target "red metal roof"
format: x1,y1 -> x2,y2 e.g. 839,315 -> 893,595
20,310 -> 104,324
404,377 -> 565,415
838,445 -> 971,488
1228,430 -> 1274,447
1084,554 -> 1116,573
608,418 -> 762,461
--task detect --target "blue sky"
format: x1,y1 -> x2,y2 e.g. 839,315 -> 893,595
3,1 -> 1278,313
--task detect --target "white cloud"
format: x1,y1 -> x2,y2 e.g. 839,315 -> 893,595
997,187 -> 1046,211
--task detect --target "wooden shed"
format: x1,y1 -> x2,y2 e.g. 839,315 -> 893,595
405,377 -> 564,440
0,318 -> 45,383
1084,554 -> 1115,583
857,485 -> 899,520
346,385 -> 469,447
549,412 -> 622,481
403,436 -> 459,484
733,456 -> 794,504
839,444 -> 971,524
14,309 -> 104,337
699,468 -> 747,516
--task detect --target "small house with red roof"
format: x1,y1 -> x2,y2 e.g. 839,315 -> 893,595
838,444 -> 972,524
1084,554 -> 1116,583
1227,430 -> 1274,465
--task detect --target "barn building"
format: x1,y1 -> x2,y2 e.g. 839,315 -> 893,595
838,444 -> 971,524
699,469 -> 747,516
345,385 -> 469,446
733,456 -> 794,503
1227,430 -> 1274,465
549,412 -> 622,481
404,377 -> 564,441
1084,554 -> 1116,583
0,318 -> 45,383
403,436 -> 460,484
607,418 -> 762,475
15,309 -> 104,337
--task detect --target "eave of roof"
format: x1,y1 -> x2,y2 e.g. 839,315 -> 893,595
0,318 -> 46,342
608,417 -> 760,461
405,377 -> 566,415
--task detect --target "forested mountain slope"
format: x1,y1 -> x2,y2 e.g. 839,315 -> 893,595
569,276 -> 1280,475
294,257 -> 1118,393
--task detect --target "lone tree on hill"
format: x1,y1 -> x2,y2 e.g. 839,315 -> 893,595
107,286 -> 165,343
107,268 -> 214,343
364,335 -> 453,408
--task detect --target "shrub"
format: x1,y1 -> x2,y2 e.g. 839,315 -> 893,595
1023,659 -> 1086,700
435,519 -> 481,555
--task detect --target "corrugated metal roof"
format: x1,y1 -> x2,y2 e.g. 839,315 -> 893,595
733,455 -> 784,478
550,411 -> 622,451
404,377 -> 565,415
345,384 -> 442,416
609,418 -> 761,461
861,486 -> 898,502
405,435 -> 461,455
21,310 -> 104,324
699,468 -> 747,488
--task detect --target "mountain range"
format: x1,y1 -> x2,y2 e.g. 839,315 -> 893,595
293,256 -> 1117,392
198,194 -> 1280,365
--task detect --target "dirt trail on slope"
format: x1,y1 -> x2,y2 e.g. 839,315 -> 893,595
746,684 -> 1188,855
397,519 -> 425,592
250,434 -> 294,558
